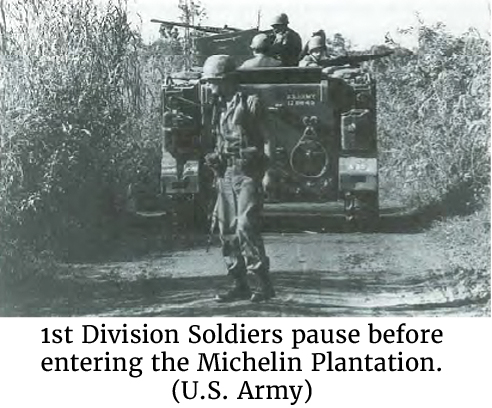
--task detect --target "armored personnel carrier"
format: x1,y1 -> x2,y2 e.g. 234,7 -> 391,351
149,21 -> 390,227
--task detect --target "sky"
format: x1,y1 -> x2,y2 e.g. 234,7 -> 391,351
125,0 -> 490,48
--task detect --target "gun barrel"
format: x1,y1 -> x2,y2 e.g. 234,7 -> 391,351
321,51 -> 394,67
151,19 -> 241,34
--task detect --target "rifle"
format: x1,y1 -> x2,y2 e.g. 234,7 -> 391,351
206,197 -> 219,252
151,19 -> 241,34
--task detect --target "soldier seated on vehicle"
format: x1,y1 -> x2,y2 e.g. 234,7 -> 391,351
239,34 -> 282,69
299,29 -> 326,60
298,35 -> 330,67
268,13 -> 303,67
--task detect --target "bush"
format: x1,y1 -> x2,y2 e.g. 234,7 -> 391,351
0,0 -> 161,279
430,197 -> 490,312
375,22 -> 490,212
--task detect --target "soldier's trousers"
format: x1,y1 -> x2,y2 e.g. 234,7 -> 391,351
215,165 -> 269,278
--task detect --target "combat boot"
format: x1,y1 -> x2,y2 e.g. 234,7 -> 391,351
215,276 -> 252,303
250,270 -> 276,302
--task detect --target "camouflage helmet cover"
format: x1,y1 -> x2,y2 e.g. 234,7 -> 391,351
250,33 -> 271,51
307,35 -> 326,52
201,55 -> 236,80
271,13 -> 289,26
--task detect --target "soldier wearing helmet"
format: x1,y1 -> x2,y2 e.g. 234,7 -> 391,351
239,33 -> 281,69
201,55 -> 275,303
298,35 -> 330,67
268,13 -> 302,66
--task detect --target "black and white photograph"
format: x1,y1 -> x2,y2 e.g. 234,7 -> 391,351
0,0 -> 490,317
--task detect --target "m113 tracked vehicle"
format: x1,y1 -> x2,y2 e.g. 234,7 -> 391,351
154,21 -> 390,227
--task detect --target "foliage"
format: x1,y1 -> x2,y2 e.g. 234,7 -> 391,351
153,0 -> 207,72
0,2 -> 490,285
326,32 -> 352,56
0,0 -> 159,278
430,197 -> 490,314
374,22 -> 490,212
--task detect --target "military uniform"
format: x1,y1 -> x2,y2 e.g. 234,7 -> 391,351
239,33 -> 281,69
298,35 -> 330,67
269,13 -> 302,67
203,55 -> 275,303
239,55 -> 281,69
270,28 -> 302,66
298,54 -> 330,67
213,93 -> 273,301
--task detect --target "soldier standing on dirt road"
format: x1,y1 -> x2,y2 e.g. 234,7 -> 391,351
202,55 -> 276,303
268,13 -> 302,66
239,33 -> 281,69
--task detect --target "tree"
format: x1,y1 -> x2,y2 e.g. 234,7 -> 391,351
177,0 -> 207,70
151,0 -> 207,73
326,33 -> 352,56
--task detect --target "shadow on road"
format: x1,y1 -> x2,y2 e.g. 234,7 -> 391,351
263,211 -> 431,234
57,206 -> 431,265
2,267 -> 486,317
2,202 -> 485,317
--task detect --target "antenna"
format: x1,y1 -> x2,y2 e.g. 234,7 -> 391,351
256,8 -> 261,30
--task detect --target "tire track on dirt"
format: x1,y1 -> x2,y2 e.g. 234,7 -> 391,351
2,229 -> 486,317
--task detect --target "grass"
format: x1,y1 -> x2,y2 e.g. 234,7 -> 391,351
0,0 -> 163,282
429,200 -> 491,315
376,23 -> 490,211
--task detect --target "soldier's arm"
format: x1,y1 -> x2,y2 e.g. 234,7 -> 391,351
247,95 -> 267,154
298,56 -> 313,67
246,95 -> 272,173
291,31 -> 303,60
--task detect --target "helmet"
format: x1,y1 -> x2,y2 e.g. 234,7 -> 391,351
202,55 -> 236,80
271,13 -> 289,26
250,33 -> 270,51
307,35 -> 326,52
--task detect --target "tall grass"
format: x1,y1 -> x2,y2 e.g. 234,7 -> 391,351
375,22 -> 490,212
0,0 -> 162,279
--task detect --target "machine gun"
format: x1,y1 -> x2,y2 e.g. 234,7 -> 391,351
151,19 -> 242,34
320,50 -> 394,67
151,19 -> 258,66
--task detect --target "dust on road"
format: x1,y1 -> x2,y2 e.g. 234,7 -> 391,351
2,222 -> 488,316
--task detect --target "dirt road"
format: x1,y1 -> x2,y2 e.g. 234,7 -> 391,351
2,208 -> 488,317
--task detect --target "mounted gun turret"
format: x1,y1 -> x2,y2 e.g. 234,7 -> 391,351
151,18 -> 259,67
151,19 -> 242,34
